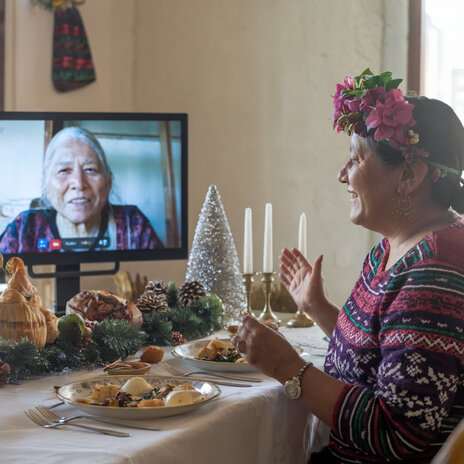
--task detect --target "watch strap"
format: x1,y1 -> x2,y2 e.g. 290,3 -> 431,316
295,361 -> 313,386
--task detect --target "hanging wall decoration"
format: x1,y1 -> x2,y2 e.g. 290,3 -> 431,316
32,0 -> 96,91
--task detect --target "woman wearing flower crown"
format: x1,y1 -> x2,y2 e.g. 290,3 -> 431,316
233,69 -> 464,463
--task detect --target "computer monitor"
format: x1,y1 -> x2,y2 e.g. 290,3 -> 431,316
0,111 -> 188,313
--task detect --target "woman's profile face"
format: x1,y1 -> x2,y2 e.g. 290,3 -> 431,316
46,140 -> 110,227
338,135 -> 400,232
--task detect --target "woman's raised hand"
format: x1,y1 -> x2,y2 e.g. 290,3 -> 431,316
279,248 -> 325,320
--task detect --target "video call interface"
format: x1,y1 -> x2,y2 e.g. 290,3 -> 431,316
0,116 -> 184,255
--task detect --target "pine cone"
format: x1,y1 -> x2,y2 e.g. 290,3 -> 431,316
144,279 -> 168,296
136,292 -> 168,312
178,281 -> 207,307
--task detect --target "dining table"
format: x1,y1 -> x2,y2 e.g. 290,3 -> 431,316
0,316 -> 330,464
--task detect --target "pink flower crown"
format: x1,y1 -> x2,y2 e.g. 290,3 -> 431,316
332,68 -> 420,149
332,69 -> 461,182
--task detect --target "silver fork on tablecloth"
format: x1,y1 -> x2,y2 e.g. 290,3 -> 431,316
160,361 -> 263,382
24,408 -> 130,437
36,405 -> 161,431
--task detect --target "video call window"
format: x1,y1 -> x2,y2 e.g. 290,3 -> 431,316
0,117 -> 184,254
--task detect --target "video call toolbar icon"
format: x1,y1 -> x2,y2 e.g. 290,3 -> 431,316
37,238 -> 48,250
51,239 -> 62,250
98,238 -> 109,247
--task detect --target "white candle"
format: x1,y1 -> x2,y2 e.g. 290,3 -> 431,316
263,203 -> 273,273
243,208 -> 253,273
298,213 -> 307,259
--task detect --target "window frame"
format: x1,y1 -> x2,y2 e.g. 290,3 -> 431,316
408,0 -> 423,94
0,0 -> 4,111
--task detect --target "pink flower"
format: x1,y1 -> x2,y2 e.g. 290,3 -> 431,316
360,87 -> 386,115
332,76 -> 355,112
365,89 -> 416,147
332,76 -> 358,133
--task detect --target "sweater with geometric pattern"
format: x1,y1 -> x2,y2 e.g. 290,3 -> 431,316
324,217 -> 464,463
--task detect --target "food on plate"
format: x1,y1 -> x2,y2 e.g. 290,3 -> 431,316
140,345 -> 165,363
165,389 -> 203,407
121,376 -> 153,396
89,384 -> 121,403
66,289 -> 143,328
195,338 -> 246,363
137,398 -> 164,408
103,360 -> 151,375
82,377 -> 205,408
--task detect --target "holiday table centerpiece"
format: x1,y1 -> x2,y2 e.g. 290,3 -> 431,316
0,255 -> 222,385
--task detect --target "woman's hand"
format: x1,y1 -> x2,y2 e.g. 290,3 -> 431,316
279,248 -> 326,319
234,316 -> 346,428
232,316 -> 304,383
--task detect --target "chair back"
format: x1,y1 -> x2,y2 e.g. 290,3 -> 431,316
431,419 -> 464,464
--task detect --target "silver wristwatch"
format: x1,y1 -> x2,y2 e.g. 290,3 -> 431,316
283,361 -> 313,400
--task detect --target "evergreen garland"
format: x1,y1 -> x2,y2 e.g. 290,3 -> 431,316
141,282 -> 222,344
0,282 -> 223,385
92,320 -> 147,363
142,310 -> 173,346
166,281 -> 179,307
0,338 -> 41,384
167,306 -> 204,339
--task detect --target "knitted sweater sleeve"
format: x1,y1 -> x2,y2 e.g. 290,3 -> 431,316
332,262 -> 464,461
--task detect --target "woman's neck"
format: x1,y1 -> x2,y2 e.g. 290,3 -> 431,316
56,213 -> 101,238
384,207 -> 458,270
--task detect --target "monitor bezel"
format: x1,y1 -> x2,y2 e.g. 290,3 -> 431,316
0,111 -> 189,266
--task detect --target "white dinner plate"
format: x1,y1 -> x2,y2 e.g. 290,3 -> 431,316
55,375 -> 221,420
171,338 -> 259,373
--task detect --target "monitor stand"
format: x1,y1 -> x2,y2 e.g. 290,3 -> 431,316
28,262 -> 120,316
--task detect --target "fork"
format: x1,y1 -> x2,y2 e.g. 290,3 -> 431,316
24,409 -> 130,437
160,362 -> 263,382
36,406 -> 162,431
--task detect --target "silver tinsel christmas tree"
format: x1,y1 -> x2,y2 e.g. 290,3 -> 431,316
186,185 -> 246,325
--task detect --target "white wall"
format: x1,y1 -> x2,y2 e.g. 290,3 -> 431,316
4,0 -> 408,309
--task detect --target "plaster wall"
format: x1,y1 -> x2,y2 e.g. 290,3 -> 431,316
4,0 -> 408,309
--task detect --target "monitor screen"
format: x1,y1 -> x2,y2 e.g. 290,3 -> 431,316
0,111 -> 188,267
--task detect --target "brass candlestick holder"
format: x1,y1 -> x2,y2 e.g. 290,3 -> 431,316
242,273 -> 255,317
286,307 -> 314,328
258,272 -> 281,324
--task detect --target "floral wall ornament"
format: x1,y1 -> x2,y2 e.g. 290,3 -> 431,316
31,0 -> 96,91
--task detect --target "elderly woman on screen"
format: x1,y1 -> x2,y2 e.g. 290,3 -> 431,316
233,70 -> 464,464
0,127 -> 163,252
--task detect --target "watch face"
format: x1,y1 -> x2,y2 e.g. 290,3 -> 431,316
284,380 -> 301,400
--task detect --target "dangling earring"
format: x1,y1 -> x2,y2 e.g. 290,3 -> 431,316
392,192 -> 416,220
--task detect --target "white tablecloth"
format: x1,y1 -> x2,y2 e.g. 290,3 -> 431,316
0,323 -> 330,464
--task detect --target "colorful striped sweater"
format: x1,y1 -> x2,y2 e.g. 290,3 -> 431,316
324,217 -> 464,463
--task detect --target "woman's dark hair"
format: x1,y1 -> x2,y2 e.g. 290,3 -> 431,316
366,97 -> 464,213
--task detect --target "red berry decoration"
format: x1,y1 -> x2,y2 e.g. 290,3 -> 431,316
0,361 -> 10,386
171,331 -> 186,345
